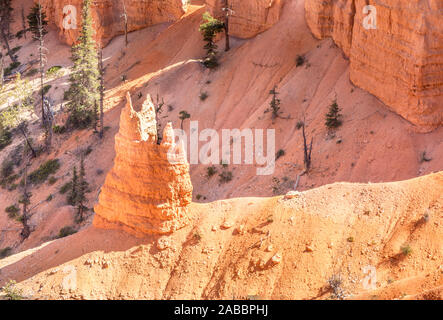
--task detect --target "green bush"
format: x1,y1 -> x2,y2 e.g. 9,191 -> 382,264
39,84 -> 52,95
48,176 -> 57,185
206,166 -> 217,178
275,149 -> 285,160
59,181 -> 72,194
199,92 -> 209,101
53,125 -> 66,134
25,68 -> 39,77
28,159 -> 60,184
0,129 -> 13,151
57,226 -> 77,238
5,205 -> 20,219
1,280 -> 24,300
1,160 -> 14,179
219,171 -> 233,183
296,55 -> 306,67
46,65 -> 62,77
4,62 -> 21,77
0,247 -> 12,259
401,244 -> 412,256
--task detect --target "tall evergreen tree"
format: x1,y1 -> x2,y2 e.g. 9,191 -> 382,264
0,0 -> 17,63
27,3 -> 48,39
66,0 -> 99,128
199,12 -> 224,69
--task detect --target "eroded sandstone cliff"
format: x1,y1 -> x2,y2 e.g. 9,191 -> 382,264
39,0 -> 184,46
305,0 -> 443,129
93,93 -> 193,236
205,0 -> 285,38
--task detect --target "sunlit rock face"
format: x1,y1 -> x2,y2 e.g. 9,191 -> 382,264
93,93 -> 193,237
305,0 -> 443,130
205,0 -> 285,38
39,0 -> 185,46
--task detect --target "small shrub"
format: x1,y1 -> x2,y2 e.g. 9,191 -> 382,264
206,166 -> 217,178
46,194 -> 53,202
296,55 -> 306,67
121,74 -> 127,82
196,194 -> 203,200
1,160 -> 14,179
28,159 -> 60,184
5,205 -> 20,219
57,226 -> 77,238
4,62 -> 21,77
25,68 -> 39,77
296,121 -> 304,130
53,125 -> 66,134
275,149 -> 285,160
48,176 -> 57,185
328,274 -> 345,300
0,247 -> 12,259
0,129 -> 13,151
1,280 -> 24,300
39,84 -> 52,95
219,171 -> 233,183
59,181 -> 72,194
347,236 -> 354,243
193,231 -> 202,242
400,244 -> 412,256
267,215 -> 274,223
46,65 -> 62,77
199,92 -> 209,101
11,46 -> 22,55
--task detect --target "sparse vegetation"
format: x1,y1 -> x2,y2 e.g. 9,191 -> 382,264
328,274 -> 345,300
325,100 -> 343,129
5,204 -> 19,219
57,226 -> 77,238
206,166 -> 217,178
193,231 -> 202,242
27,3 -> 48,39
46,65 -> 62,77
28,159 -> 60,184
219,171 -> 233,183
199,91 -> 209,101
401,244 -> 412,256
275,149 -> 285,160
296,55 -> 306,67
199,12 -> 225,69
59,181 -> 72,195
0,247 -> 12,259
1,280 -> 24,300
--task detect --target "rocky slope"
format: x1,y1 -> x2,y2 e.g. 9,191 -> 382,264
305,0 -> 443,130
39,0 -> 185,46
1,172 -> 442,299
93,93 -> 193,236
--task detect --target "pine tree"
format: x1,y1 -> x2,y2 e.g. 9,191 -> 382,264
269,86 -> 281,120
0,0 -> 17,63
76,156 -> 89,222
67,166 -> 78,206
199,12 -> 225,69
66,0 -> 99,129
27,3 -> 48,39
325,100 -> 343,129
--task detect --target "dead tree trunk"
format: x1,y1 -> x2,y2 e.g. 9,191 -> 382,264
122,1 -> 128,47
294,122 -> 313,191
98,47 -> 105,139
20,145 -> 31,240
37,2 -> 47,125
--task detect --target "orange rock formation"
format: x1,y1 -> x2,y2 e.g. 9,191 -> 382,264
39,0 -> 184,46
206,0 -> 285,38
305,0 -> 443,130
93,93 -> 193,236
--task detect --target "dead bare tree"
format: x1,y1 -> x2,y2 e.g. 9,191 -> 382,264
294,120 -> 313,190
154,93 -> 164,144
98,46 -> 105,138
221,1 -> 234,52
37,1 -> 48,125
20,142 -> 32,240
121,1 -> 128,47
